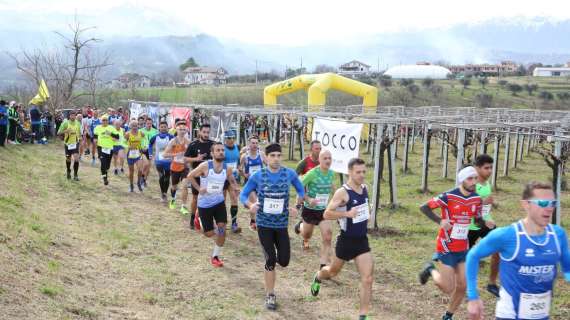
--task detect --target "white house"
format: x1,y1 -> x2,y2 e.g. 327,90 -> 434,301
338,60 -> 371,78
533,67 -> 570,77
182,67 -> 228,85
111,73 -> 152,89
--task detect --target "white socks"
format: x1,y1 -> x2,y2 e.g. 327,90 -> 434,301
212,244 -> 222,258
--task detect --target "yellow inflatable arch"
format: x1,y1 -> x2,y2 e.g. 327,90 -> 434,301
263,72 -> 378,108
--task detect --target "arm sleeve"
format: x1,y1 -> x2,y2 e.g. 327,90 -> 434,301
554,226 -> 570,281
148,136 -> 157,156
239,173 -> 258,205
301,168 -> 316,187
466,226 -> 514,300
290,170 -> 305,198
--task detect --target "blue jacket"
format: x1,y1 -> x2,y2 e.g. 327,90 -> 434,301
0,104 -> 7,126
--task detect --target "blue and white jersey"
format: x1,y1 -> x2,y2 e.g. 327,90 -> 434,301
245,152 -> 263,175
149,133 -> 174,168
224,144 -> 240,179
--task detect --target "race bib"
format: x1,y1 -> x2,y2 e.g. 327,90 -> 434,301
315,194 -> 329,207
102,148 -> 112,155
206,181 -> 224,194
174,153 -> 185,163
450,223 -> 469,240
226,162 -> 237,170
67,143 -> 77,150
352,203 -> 370,224
249,165 -> 261,175
519,291 -> 551,319
128,149 -> 140,159
263,198 -> 285,214
482,204 -> 492,219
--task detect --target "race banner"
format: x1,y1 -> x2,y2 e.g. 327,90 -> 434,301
311,118 -> 362,174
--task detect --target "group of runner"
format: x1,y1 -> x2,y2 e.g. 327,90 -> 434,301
56,110 -> 569,319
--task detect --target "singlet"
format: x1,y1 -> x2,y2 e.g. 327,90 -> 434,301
470,181 -> 493,231
224,144 -> 240,178
496,221 -> 561,320
152,133 -> 173,165
302,167 -> 334,210
427,187 -> 482,253
170,138 -> 189,172
245,152 -> 263,175
127,130 -> 144,159
197,161 -> 227,208
337,184 -> 369,238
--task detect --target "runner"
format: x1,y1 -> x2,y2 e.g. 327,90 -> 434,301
309,158 -> 374,320
112,119 -> 127,176
140,118 -> 159,188
93,115 -> 119,185
418,166 -> 489,320
294,150 -> 334,261
223,130 -> 242,233
57,110 -> 81,181
466,181 -> 570,320
161,121 -> 191,211
295,140 -> 321,176
75,113 -> 85,159
88,110 -> 101,166
124,120 -> 146,192
468,154 -> 500,297
239,135 -> 266,231
184,123 -> 214,229
239,143 -> 304,311
188,142 -> 240,267
149,121 -> 174,202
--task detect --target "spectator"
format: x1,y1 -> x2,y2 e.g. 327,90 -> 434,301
29,104 -> 43,144
7,101 -> 20,144
0,100 -> 7,147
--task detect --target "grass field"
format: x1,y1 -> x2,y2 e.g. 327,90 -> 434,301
1,137 -> 569,319
115,76 -> 570,110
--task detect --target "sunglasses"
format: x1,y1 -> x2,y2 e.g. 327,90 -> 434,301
527,199 -> 557,208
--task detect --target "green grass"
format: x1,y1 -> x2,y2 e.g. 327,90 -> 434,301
0,139 -> 568,319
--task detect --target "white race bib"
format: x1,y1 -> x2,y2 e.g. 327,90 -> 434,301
352,203 -> 370,224
263,198 -> 285,214
315,194 -> 330,207
519,291 -> 551,319
67,143 -> 77,150
249,165 -> 261,175
226,162 -> 237,170
450,223 -> 469,240
128,149 -> 140,159
482,204 -> 492,218
206,181 -> 224,194
102,148 -> 112,155
174,153 -> 185,163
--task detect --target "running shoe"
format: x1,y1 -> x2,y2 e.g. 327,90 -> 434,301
129,184 -> 134,193
231,222 -> 242,234
103,176 -> 109,186
67,172 -> 71,180
265,293 -> 277,311
310,273 -> 321,296
294,220 -> 302,235
194,213 -> 201,230
487,284 -> 500,298
359,316 -> 371,320
169,199 -> 176,210
210,256 -> 224,268
180,206 -> 189,216
161,193 -> 167,203
137,180 -> 143,192
114,169 -> 118,175
419,261 -> 435,285
249,220 -> 257,232
73,175 -> 79,181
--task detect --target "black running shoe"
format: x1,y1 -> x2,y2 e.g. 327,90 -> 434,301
419,261 -> 435,285
294,220 -> 302,235
487,284 -> 500,298
103,176 -> 109,185
73,175 -> 79,181
265,293 -> 277,311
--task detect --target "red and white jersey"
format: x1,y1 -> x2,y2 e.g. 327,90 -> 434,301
427,187 -> 482,253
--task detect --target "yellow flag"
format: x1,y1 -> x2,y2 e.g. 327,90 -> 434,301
29,79 -> 50,105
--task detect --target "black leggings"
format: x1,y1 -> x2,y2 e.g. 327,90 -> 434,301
257,226 -> 290,271
156,165 -> 171,194
98,147 -> 112,176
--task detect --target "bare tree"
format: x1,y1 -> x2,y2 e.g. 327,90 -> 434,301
7,17 -> 111,112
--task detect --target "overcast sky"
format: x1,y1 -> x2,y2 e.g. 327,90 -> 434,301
1,0 -> 569,45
